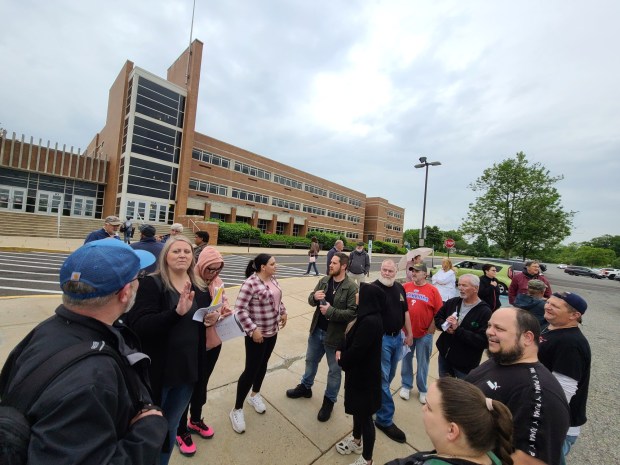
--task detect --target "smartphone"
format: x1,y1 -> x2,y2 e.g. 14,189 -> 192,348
320,299 -> 327,306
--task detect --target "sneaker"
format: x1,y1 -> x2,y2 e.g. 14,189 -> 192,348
418,392 -> 427,404
399,387 -> 410,400
286,383 -> 313,399
247,393 -> 267,414
175,432 -> 197,456
229,408 -> 246,434
188,418 -> 215,438
375,421 -> 406,443
351,455 -> 372,465
336,434 -> 363,455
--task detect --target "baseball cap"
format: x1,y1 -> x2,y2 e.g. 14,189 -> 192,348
552,291 -> 588,313
528,279 -> 547,292
139,224 -> 157,237
104,215 -> 122,225
60,239 -> 155,299
409,263 -> 428,272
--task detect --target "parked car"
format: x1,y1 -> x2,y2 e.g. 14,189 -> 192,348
432,259 -> 513,295
615,273 -> 620,282
564,265 -> 596,277
590,269 -> 606,279
598,268 -> 620,279
557,264 -> 567,269
480,257 -> 547,273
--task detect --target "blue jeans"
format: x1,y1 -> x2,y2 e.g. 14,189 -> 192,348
437,353 -> 468,379
160,383 -> 194,465
305,261 -> 319,275
375,332 -> 403,427
560,435 -> 578,465
300,327 -> 341,403
400,333 -> 433,393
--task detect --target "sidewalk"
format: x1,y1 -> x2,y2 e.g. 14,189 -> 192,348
0,239 -> 438,465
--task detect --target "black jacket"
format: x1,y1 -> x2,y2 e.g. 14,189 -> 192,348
478,274 -> 501,311
338,283 -> 383,416
0,306 -> 167,464
434,297 -> 491,373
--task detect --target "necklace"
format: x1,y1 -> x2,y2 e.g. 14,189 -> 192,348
331,278 -> 344,295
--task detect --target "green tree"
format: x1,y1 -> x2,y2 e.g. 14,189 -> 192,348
584,235 -> 620,257
461,152 -> 574,258
573,246 -> 616,267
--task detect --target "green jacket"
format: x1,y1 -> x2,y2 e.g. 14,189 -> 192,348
307,275 -> 358,348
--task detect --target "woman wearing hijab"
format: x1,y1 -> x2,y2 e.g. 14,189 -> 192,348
335,283 -> 384,465
175,246 -> 233,456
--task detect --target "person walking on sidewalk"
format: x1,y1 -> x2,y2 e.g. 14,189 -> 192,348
335,282 -> 384,465
230,254 -> 288,434
304,236 -> 321,276
373,259 -> 413,444
399,263 -> 443,405
326,240 -> 344,274
286,252 -> 358,422
348,241 -> 370,286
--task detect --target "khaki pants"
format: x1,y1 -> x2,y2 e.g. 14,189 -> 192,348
347,272 -> 366,286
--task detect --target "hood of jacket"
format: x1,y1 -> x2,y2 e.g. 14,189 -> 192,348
356,283 -> 384,319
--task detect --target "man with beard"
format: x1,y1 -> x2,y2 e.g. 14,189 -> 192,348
466,307 -> 569,465
286,252 -> 358,422
373,259 -> 413,443
0,240 -> 167,464
508,259 -> 552,304
434,274 -> 491,378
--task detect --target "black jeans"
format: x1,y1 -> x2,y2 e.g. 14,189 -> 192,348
353,414 -> 375,461
305,260 -> 319,275
234,334 -> 278,409
177,344 -> 222,434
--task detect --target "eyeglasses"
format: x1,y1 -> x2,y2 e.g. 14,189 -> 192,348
205,266 -> 223,273
116,275 -> 140,294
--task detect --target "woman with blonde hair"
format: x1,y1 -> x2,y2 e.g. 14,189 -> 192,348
128,236 -> 211,465
386,377 -> 513,465
432,258 -> 457,301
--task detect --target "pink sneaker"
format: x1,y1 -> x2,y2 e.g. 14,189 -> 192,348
188,418 -> 215,439
175,432 -> 197,456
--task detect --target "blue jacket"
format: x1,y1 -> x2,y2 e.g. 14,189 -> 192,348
84,228 -> 120,244
130,238 -> 164,273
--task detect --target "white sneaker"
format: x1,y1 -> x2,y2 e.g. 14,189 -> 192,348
336,434 -> 363,455
246,393 -> 267,414
229,408 -> 246,433
419,392 -> 427,404
351,455 -> 371,465
399,387 -> 410,400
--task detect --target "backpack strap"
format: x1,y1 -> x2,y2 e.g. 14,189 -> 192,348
2,341 -> 139,414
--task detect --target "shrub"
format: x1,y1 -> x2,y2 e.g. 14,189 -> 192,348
217,221 -> 261,245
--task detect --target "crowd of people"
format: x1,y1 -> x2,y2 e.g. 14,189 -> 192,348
0,229 -> 591,465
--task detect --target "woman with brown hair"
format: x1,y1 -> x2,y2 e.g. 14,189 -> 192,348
304,236 -> 320,276
386,377 -> 514,465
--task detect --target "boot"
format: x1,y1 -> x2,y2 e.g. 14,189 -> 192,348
317,396 -> 334,422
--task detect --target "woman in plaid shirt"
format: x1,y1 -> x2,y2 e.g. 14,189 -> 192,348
229,253 -> 287,433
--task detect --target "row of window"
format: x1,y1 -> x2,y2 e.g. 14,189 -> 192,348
327,210 -> 346,220
231,188 -> 269,204
303,204 -> 326,216
193,149 -> 363,207
385,237 -> 401,244
386,223 -> 402,232
348,215 -> 361,223
192,149 -> 231,168
388,210 -> 402,219
272,197 -> 300,211
189,178 -> 228,196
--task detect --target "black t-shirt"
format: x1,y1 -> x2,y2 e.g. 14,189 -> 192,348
466,360 -> 569,465
538,326 -> 591,427
374,280 -> 407,333
317,277 -> 341,331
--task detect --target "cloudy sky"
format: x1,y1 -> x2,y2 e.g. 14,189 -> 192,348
1,0 -> 618,244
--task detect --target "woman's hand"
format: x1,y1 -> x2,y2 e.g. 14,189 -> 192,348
219,304 -> 233,318
175,281 -> 195,316
204,310 -> 220,327
335,350 -> 341,361
279,314 -> 287,329
252,328 -> 264,343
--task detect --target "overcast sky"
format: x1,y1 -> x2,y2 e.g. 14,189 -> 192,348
1,0 -> 618,244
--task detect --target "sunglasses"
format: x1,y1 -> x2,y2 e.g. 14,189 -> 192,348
205,265 -> 223,273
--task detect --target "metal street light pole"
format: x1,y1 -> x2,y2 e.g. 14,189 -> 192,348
414,156 -> 441,246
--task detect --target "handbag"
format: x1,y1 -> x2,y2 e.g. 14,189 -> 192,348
309,256 -> 316,263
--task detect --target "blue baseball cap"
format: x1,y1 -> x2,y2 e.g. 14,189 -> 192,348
60,239 -> 155,299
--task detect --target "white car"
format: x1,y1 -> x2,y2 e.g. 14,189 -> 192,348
557,264 -> 567,269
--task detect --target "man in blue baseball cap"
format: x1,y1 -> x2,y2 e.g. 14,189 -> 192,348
0,239 -> 167,464
539,291 -> 591,465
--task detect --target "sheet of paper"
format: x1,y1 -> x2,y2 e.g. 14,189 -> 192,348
193,303 -> 224,322
214,314 -> 246,341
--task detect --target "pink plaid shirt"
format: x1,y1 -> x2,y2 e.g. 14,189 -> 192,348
235,273 -> 287,337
